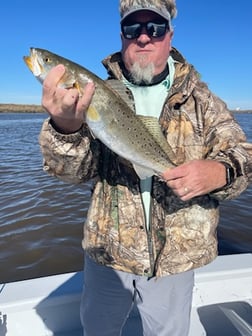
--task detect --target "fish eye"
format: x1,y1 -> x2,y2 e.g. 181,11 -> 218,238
44,57 -> 51,63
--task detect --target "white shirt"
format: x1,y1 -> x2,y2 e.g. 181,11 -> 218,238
123,56 -> 175,230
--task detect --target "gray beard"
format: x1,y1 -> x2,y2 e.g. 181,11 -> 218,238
129,62 -> 155,85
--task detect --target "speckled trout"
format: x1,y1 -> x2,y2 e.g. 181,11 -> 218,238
23,47 -> 176,179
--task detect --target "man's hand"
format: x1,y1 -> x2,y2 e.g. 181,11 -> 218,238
162,160 -> 227,201
42,64 -> 95,134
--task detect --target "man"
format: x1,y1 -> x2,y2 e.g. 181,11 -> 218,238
39,0 -> 251,335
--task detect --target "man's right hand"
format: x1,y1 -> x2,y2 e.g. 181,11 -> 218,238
42,64 -> 95,134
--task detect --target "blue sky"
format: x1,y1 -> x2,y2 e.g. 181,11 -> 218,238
0,0 -> 251,110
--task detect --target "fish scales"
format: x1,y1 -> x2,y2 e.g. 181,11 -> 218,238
23,47 -> 176,179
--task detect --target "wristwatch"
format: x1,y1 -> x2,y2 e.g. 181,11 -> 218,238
221,162 -> 235,187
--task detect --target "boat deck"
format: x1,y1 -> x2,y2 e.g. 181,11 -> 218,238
0,253 -> 252,336
189,253 -> 252,335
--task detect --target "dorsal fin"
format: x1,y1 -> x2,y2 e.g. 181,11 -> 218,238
106,79 -> 135,111
137,115 -> 177,164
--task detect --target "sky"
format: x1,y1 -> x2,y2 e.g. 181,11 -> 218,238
0,0 -> 251,110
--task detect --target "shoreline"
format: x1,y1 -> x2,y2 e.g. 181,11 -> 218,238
0,103 -> 251,114
0,103 -> 45,113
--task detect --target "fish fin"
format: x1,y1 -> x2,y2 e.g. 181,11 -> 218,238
73,81 -> 83,95
89,128 -> 97,139
58,77 -> 83,95
87,105 -> 100,121
137,116 -> 177,164
106,80 -> 135,111
133,164 -> 155,179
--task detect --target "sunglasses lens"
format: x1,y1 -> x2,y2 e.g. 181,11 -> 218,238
146,22 -> 167,38
122,23 -> 141,39
122,21 -> 168,40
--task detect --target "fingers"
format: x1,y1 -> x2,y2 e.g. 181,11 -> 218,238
166,179 -> 192,200
42,64 -> 95,114
41,65 -> 96,133
60,82 -> 95,121
60,81 -> 96,116
61,88 -> 80,108
162,165 -> 186,182
42,65 -> 66,112
43,64 -> 65,95
163,159 -> 225,201
76,81 -> 96,114
162,163 -> 194,201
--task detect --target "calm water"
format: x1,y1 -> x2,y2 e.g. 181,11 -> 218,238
0,112 -> 251,283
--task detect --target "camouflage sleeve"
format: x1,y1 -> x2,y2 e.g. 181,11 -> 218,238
38,118 -> 100,183
240,143 -> 252,182
202,90 -> 252,200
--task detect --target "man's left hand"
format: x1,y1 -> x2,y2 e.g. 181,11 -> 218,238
162,160 -> 227,201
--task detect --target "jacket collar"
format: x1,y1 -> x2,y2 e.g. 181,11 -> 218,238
102,47 -> 199,107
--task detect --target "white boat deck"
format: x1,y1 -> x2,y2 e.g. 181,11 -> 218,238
190,253 -> 252,336
0,253 -> 252,336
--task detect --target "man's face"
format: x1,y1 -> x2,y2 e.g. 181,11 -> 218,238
121,10 -> 173,78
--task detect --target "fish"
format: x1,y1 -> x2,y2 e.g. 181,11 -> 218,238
23,47 -> 176,179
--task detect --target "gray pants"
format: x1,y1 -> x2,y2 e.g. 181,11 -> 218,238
80,255 -> 194,336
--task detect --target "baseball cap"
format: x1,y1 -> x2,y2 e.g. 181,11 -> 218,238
120,4 -> 172,24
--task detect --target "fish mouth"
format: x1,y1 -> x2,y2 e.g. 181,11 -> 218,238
23,48 -> 42,77
23,55 -> 33,71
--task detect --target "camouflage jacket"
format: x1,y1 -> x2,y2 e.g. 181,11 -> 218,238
39,48 -> 251,277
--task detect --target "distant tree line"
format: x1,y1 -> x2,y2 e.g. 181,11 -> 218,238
0,103 -> 45,113
0,103 -> 251,114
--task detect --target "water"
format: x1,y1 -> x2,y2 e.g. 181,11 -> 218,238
0,112 -> 251,283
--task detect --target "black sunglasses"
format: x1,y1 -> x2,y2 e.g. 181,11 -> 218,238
121,20 -> 169,40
